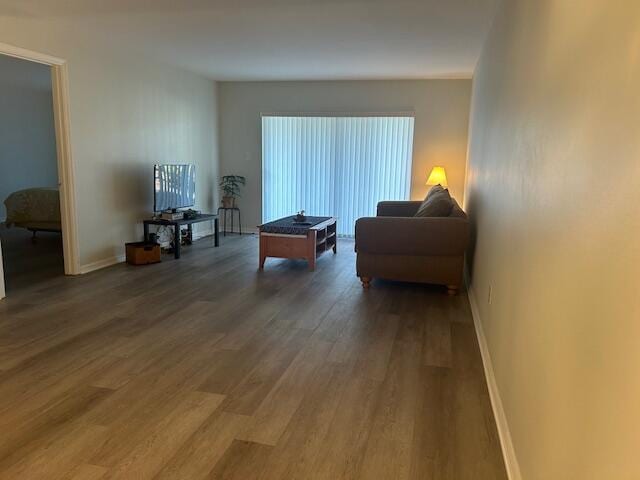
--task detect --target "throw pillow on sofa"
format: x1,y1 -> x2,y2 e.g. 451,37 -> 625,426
415,187 -> 453,217
425,184 -> 445,200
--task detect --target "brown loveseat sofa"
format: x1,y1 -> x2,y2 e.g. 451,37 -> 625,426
354,199 -> 470,294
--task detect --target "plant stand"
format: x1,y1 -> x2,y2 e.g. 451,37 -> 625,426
217,207 -> 242,236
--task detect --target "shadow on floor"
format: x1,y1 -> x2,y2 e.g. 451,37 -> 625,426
0,223 -> 64,293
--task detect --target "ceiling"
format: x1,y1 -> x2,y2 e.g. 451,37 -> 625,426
0,0 -> 499,80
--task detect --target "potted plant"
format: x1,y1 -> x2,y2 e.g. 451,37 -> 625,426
219,175 -> 246,208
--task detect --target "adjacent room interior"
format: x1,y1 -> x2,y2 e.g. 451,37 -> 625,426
0,53 -> 64,294
0,0 -> 638,479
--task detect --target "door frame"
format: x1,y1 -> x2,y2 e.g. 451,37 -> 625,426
0,42 -> 80,299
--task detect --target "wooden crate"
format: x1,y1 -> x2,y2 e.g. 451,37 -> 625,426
125,242 -> 161,265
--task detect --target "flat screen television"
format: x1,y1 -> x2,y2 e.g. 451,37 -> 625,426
154,164 -> 196,212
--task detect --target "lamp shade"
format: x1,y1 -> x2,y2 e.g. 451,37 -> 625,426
426,166 -> 448,187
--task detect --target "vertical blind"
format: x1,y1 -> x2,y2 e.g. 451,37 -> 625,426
262,115 -> 414,236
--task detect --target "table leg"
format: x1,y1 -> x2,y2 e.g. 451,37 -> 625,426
174,224 -> 181,259
332,220 -> 337,253
307,230 -> 317,271
259,233 -> 267,269
143,222 -> 149,242
214,218 -> 219,247
231,210 -> 234,235
238,209 -> 242,235
223,210 -> 227,237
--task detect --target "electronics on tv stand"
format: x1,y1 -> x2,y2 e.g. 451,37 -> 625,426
157,208 -> 200,221
183,209 -> 199,220
160,210 -> 184,221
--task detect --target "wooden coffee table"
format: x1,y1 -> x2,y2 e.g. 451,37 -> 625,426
258,216 -> 337,271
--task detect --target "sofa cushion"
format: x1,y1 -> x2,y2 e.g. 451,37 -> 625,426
356,216 -> 470,255
377,201 -> 423,217
415,188 -> 453,217
449,199 -> 467,218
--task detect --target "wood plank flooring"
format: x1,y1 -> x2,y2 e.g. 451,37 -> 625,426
0,234 -> 507,479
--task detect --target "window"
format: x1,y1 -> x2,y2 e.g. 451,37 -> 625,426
262,115 -> 414,236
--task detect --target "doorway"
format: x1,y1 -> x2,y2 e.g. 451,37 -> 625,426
0,43 -> 79,299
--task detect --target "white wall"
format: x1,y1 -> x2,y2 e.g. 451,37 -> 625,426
0,17 -> 219,269
219,80 -> 471,229
466,0 -> 640,478
0,54 -> 58,220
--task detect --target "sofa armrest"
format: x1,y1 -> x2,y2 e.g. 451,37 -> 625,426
376,201 -> 423,217
355,216 -> 470,256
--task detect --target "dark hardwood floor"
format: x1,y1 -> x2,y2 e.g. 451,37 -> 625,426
0,234 -> 507,479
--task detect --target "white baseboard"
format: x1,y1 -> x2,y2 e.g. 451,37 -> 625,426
465,274 -> 522,480
192,227 -> 213,241
80,254 -> 125,274
194,225 -> 260,239
220,226 -> 258,235
80,228 -> 225,274
76,226 -> 255,276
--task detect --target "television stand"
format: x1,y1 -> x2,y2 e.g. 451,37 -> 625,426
143,213 -> 219,259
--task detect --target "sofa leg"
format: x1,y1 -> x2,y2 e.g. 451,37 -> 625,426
360,276 -> 371,289
447,285 -> 459,296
